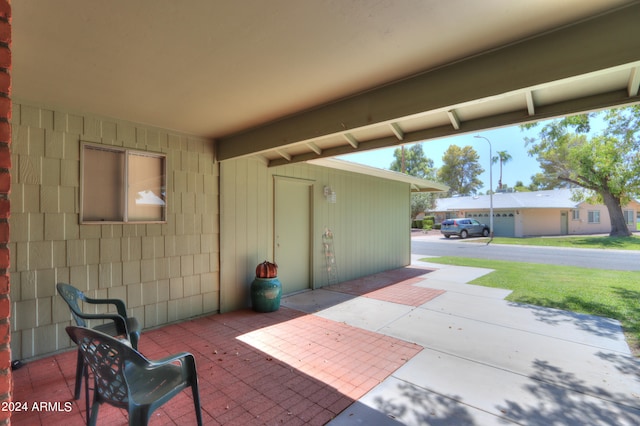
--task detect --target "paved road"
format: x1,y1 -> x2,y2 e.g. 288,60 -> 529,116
411,235 -> 640,271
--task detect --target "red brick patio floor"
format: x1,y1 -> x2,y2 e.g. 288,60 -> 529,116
12,267 -> 441,425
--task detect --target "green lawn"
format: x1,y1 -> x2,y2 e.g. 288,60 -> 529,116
423,256 -> 640,355
472,235 -> 640,250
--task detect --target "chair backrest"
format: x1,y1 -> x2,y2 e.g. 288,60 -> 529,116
57,283 -> 88,327
66,326 -> 144,406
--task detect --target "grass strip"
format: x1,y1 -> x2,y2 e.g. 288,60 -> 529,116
468,235 -> 640,250
424,256 -> 640,355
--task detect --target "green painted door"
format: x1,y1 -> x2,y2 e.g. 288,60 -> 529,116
560,211 -> 568,234
274,178 -> 312,294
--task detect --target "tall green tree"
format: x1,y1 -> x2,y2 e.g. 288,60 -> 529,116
528,172 -> 570,191
437,145 -> 484,196
523,106 -> 640,237
390,144 -> 437,218
513,180 -> 530,192
491,150 -> 512,190
389,144 -> 435,179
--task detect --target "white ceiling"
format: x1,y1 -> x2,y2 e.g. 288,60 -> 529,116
11,1 -> 640,164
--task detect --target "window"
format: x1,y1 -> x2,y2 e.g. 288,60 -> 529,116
571,209 -> 580,220
623,210 -> 634,225
81,144 -> 166,223
587,210 -> 600,224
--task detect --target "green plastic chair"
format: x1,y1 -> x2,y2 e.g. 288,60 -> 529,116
66,326 -> 202,426
57,282 -> 141,399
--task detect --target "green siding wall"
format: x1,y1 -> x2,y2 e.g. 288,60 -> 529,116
10,102 -> 220,360
220,157 -> 410,312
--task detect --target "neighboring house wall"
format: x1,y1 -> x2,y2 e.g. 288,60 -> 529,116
492,205 -> 631,237
520,209 -> 563,236
432,198 -> 638,237
569,202 -> 637,235
220,157 -> 411,312
514,211 -> 524,237
10,102 -> 220,360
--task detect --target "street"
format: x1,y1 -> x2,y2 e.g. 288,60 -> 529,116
411,234 -> 640,271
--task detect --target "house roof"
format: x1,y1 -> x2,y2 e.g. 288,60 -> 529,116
307,159 -> 448,193
433,189 -> 581,211
12,2 -> 640,166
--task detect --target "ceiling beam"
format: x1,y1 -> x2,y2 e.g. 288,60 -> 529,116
344,133 -> 359,148
275,149 -> 291,161
525,91 -> 535,116
217,3 -> 640,161
629,67 -> 640,97
447,110 -> 461,130
307,142 -> 322,155
390,122 -> 404,140
268,89 -> 640,167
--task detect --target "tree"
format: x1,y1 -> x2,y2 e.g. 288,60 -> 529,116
523,106 -> 640,237
390,144 -> 438,218
491,150 -> 512,190
437,145 -> 484,196
513,180 -> 530,192
389,144 -> 435,179
527,172 -> 570,191
409,195 -> 431,221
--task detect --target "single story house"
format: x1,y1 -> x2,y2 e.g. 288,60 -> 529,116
3,1 -> 639,396
9,103 -> 447,361
428,189 -> 639,237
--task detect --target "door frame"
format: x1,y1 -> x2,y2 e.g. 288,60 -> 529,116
273,175 -> 315,293
560,210 -> 569,235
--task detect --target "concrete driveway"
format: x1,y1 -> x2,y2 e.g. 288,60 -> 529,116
282,257 -> 640,425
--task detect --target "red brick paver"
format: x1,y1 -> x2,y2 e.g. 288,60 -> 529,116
327,266 -> 444,306
12,307 -> 422,425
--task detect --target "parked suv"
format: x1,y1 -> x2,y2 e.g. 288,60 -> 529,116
441,218 -> 490,239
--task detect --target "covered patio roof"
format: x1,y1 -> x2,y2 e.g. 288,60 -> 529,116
12,1 -> 640,165
307,158 -> 448,193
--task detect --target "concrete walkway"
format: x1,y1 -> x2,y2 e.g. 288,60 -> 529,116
282,256 -> 640,425
12,259 -> 640,424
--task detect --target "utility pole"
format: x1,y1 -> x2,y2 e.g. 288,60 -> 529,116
474,135 -> 494,243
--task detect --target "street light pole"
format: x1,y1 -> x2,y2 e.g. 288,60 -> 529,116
474,135 -> 494,243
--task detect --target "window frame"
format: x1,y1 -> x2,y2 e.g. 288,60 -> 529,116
587,210 -> 600,224
80,142 -> 167,224
571,209 -> 580,221
623,209 -> 634,225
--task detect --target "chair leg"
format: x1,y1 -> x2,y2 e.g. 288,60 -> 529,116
192,383 -> 203,426
129,406 -> 151,426
74,349 -> 84,400
84,364 -> 90,426
130,331 -> 140,350
89,397 -> 100,426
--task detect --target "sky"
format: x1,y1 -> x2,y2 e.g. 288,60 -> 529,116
338,124 -> 543,193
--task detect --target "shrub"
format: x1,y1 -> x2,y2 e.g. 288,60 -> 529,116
422,216 -> 435,231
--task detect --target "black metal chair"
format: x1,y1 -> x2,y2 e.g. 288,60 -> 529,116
57,282 -> 141,399
66,326 -> 202,426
